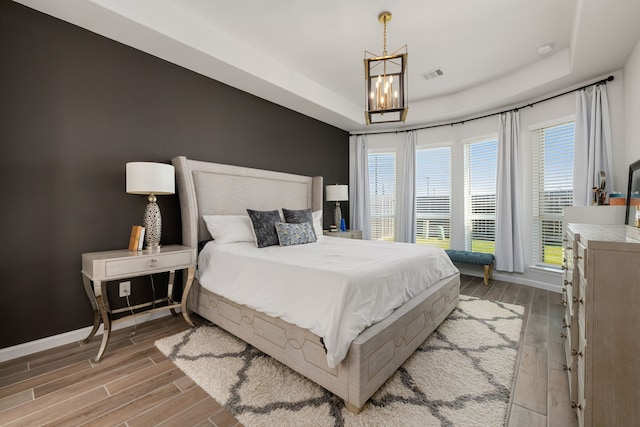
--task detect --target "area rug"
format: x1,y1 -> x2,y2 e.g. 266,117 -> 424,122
155,295 -> 524,427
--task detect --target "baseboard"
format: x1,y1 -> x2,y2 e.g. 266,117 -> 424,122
492,272 -> 562,293
457,265 -> 562,293
0,310 -> 177,363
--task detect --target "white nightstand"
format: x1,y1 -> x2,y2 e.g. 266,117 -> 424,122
81,245 -> 196,362
323,229 -> 363,239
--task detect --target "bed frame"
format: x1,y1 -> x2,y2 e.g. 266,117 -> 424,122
172,156 -> 460,413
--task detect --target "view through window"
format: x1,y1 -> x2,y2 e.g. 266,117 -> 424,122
464,138 -> 498,253
532,121 -> 575,266
368,152 -> 396,241
416,146 -> 451,248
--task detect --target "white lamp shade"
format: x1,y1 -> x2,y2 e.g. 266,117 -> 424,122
126,162 -> 175,195
326,184 -> 348,202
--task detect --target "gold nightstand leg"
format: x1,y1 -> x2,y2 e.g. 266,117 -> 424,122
84,311 -> 101,344
81,274 -> 101,343
167,270 -> 178,316
181,267 -> 196,327
94,281 -> 111,362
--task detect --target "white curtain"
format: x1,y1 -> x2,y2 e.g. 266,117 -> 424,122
573,84 -> 613,206
397,131 -> 416,243
349,135 -> 371,239
495,111 -> 525,273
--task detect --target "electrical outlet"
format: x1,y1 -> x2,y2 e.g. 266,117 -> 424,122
119,281 -> 131,297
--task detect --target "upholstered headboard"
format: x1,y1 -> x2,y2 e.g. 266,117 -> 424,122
171,156 -> 323,248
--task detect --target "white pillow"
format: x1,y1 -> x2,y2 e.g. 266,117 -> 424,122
312,210 -> 323,240
202,215 -> 255,244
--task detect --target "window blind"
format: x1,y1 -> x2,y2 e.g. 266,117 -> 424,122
532,122 -> 575,266
464,139 -> 498,253
368,152 -> 396,241
415,146 -> 451,248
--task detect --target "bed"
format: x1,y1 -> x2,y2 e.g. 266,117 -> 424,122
171,156 -> 460,413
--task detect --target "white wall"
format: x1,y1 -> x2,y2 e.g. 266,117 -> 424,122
625,39 -> 640,168
350,71 -> 627,291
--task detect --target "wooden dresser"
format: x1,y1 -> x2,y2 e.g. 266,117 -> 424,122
561,224 -> 640,427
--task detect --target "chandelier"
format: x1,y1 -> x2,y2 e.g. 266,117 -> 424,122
364,11 -> 408,124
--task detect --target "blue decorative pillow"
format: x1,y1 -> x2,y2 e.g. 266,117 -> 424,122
247,209 -> 282,248
275,222 -> 317,246
282,208 -> 317,239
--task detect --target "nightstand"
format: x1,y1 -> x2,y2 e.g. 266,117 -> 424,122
323,229 -> 363,239
81,245 -> 196,362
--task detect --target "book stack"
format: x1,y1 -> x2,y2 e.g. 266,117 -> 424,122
128,225 -> 146,251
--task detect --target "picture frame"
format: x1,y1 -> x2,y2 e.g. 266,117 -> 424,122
625,159 -> 640,225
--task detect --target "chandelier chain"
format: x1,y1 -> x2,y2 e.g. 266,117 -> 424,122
383,15 -> 387,55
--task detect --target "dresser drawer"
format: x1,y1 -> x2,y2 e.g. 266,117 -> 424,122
565,278 -> 574,317
564,238 -> 574,269
578,274 -> 587,308
577,295 -> 586,346
105,251 -> 193,277
577,350 -> 586,427
563,313 -> 579,402
576,242 -> 587,276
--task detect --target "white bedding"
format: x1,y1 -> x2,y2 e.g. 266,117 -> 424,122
197,237 -> 459,368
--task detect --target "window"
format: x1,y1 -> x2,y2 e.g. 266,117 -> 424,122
368,151 -> 396,241
464,138 -> 498,253
532,121 -> 575,266
415,146 -> 451,248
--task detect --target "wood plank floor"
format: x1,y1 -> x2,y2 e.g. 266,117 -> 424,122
0,274 -> 577,426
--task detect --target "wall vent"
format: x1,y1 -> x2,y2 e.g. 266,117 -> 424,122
422,68 -> 444,80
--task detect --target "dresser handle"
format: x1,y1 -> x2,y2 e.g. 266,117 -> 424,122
560,332 -> 567,339
574,255 -> 583,260
148,258 -> 158,268
564,279 -> 573,286
562,320 -> 570,329
572,297 -> 584,304
563,363 -> 571,372
561,265 -> 568,271
571,349 -> 583,357
562,287 -> 567,293
571,401 -> 582,410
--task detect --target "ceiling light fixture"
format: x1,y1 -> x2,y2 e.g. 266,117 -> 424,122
364,11 -> 408,125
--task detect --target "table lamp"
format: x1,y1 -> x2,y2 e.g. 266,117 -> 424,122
325,184 -> 348,230
126,162 -> 175,250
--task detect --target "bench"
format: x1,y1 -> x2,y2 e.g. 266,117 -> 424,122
445,250 -> 494,285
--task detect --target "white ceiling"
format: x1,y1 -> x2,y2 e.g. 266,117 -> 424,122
14,0 -> 640,132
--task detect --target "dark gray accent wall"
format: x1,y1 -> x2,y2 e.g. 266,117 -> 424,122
0,0 -> 349,348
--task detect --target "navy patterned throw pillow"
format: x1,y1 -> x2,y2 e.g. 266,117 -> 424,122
282,208 -> 317,239
275,222 -> 317,246
247,209 -> 282,248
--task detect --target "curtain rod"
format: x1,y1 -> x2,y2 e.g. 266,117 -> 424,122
350,75 -> 615,137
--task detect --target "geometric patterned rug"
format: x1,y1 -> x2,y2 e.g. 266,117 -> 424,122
155,295 -> 524,427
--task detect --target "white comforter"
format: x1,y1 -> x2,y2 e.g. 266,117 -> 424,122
197,237 -> 458,368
